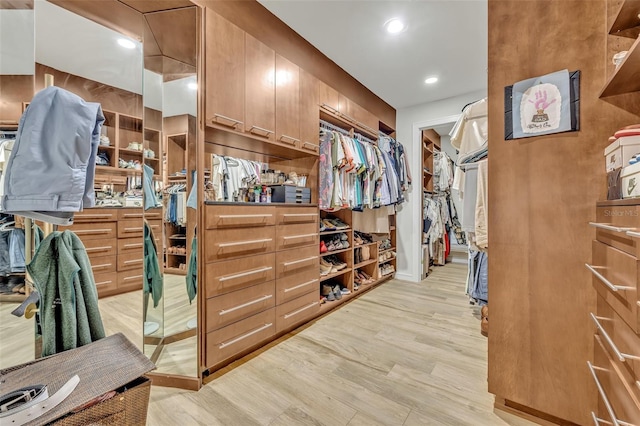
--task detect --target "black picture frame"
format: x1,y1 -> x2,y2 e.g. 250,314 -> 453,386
504,70 -> 580,140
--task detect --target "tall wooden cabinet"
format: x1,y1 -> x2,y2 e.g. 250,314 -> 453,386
275,54 -> 300,148
244,34 -> 275,141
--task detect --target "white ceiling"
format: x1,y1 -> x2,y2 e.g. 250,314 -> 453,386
258,0 -> 488,110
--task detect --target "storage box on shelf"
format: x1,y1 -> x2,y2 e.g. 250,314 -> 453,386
588,200 -> 640,423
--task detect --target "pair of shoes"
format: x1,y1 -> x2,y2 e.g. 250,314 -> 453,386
324,235 -> 349,251
324,255 -> 347,270
379,238 -> 391,250
320,258 -> 339,275
321,219 -> 336,231
320,283 -> 343,301
378,251 -> 395,262
354,247 -> 362,264
323,217 -> 349,230
354,269 -> 374,285
379,264 -> 395,276
354,231 -> 373,244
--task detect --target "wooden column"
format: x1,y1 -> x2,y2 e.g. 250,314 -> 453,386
488,0 -> 639,424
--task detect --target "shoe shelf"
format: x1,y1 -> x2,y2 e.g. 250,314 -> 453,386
353,241 -> 377,248
167,253 -> 187,257
320,228 -> 352,236
320,247 -> 351,256
378,257 -> 396,265
379,247 -> 395,255
354,259 -> 377,269
320,268 -> 351,282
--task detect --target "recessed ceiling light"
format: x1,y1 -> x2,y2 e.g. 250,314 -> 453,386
425,77 -> 438,84
384,18 -> 406,34
188,82 -> 198,90
117,38 -> 136,49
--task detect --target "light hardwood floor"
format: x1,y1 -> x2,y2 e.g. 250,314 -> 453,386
147,263 -> 538,426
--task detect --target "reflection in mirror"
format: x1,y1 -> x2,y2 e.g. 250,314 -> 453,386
142,6 -> 198,379
0,2 -> 35,370
0,0 -> 144,370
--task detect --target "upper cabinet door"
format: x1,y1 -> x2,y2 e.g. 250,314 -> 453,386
205,10 -> 245,132
245,33 -> 275,141
275,54 -> 300,148
299,69 -> 319,154
318,81 -> 339,114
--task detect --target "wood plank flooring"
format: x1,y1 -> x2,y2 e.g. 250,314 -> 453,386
147,263 -> 538,425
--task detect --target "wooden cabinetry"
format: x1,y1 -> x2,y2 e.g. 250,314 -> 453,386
422,129 -> 440,194
589,200 -> 640,424
62,207 -> 144,298
202,204 -> 319,371
299,69 -> 320,154
205,9 -> 245,131
245,34 -> 275,141
275,54 -> 300,148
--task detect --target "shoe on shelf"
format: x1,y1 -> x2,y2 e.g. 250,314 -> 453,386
320,240 -> 328,253
340,287 -> 351,295
353,283 -> 360,291
320,258 -> 338,273
333,285 -> 342,300
326,291 -> 336,302
322,219 -> 336,230
320,263 -> 331,276
340,233 -> 348,241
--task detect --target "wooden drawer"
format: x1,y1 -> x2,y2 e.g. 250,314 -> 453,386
276,222 -> 318,251
83,238 -> 117,261
142,208 -> 163,221
117,209 -> 144,220
204,253 -> 275,297
118,219 -> 143,239
147,220 -> 162,238
94,271 -> 117,297
89,255 -> 116,274
68,221 -> 116,240
118,269 -> 143,292
206,308 -> 275,367
205,226 -> 275,262
275,207 -> 318,225
594,206 -> 640,257
276,267 -> 319,305
117,252 -> 143,272
206,281 -> 275,332
275,245 -> 318,279
205,205 -> 275,229
72,209 -> 117,222
118,237 -> 143,256
275,290 -> 319,334
595,296 -> 640,381
592,334 -> 640,425
591,240 -> 639,332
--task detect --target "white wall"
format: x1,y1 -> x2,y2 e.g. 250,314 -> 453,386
0,10 -> 34,75
394,89 -> 487,282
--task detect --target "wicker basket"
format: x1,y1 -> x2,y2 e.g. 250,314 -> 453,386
0,333 -> 155,426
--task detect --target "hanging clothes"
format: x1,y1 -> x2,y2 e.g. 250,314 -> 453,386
144,220 -> 163,309
2,86 -> 105,225
27,230 -> 106,356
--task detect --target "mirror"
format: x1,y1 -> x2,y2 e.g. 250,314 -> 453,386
142,6 -> 199,378
0,0 -> 144,369
0,1 -> 35,370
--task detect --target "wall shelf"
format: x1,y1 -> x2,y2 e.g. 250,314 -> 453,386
600,34 -> 640,97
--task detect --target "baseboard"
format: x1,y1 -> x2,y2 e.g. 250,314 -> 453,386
494,397 -> 578,426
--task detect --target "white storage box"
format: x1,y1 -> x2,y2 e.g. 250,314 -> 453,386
621,162 -> 640,198
124,197 -> 143,207
604,135 -> 640,171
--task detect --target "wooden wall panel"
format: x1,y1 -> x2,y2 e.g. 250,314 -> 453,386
192,0 -> 395,129
0,75 -> 33,123
487,1 -> 639,424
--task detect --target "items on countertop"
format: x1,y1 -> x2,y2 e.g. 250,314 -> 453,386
604,124 -> 640,199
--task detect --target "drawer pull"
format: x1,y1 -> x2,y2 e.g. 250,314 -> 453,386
302,141 -> 319,152
219,294 -> 273,316
95,280 -> 113,286
590,313 -> 640,362
212,113 -> 243,128
123,243 -> 143,249
122,213 -> 144,218
626,231 -> 640,238
284,278 -> 318,293
124,227 -> 143,232
279,134 -> 300,145
218,323 -> 272,349
123,275 -> 143,281
283,256 -> 318,268
585,264 -> 634,292
77,214 -> 114,219
218,266 -> 273,282
219,214 -> 273,219
282,213 -> 317,221
92,263 -> 112,269
283,233 -> 317,241
249,125 -> 274,137
75,229 -> 112,235
124,259 -> 143,265
218,238 -> 272,248
588,361 -> 624,426
284,301 -> 318,319
85,246 -> 113,253
320,103 -> 339,114
589,222 -> 635,233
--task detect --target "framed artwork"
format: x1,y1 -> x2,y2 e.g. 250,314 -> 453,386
504,69 -> 580,140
